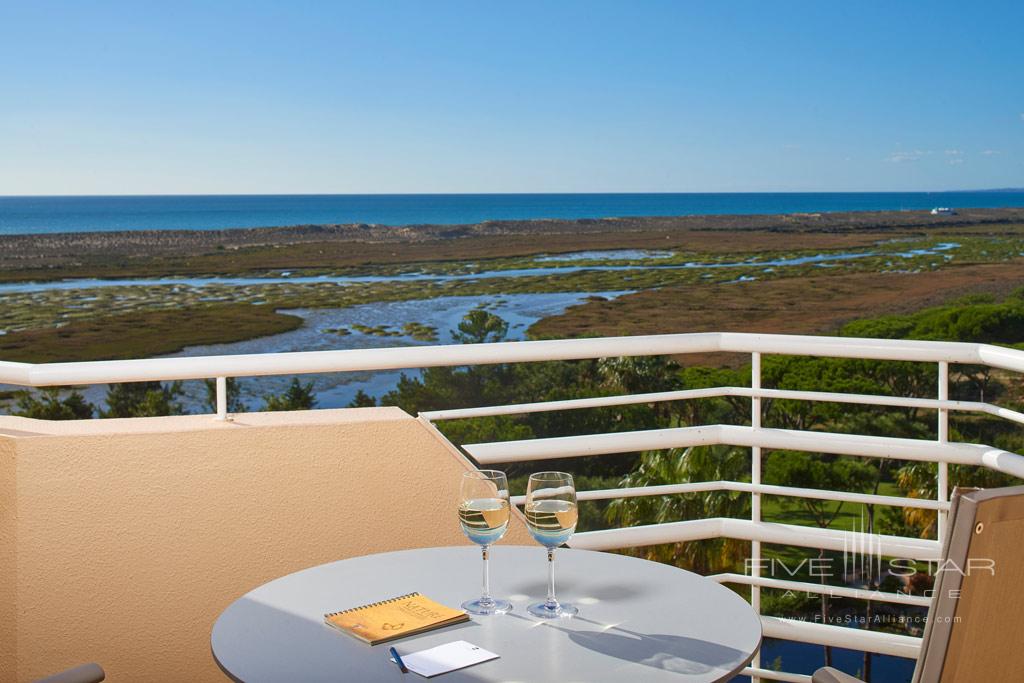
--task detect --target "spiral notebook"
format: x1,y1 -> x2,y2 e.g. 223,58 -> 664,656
324,592 -> 469,645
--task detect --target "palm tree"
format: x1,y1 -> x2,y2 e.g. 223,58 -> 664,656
606,445 -> 750,574
894,460 -> 1022,538
597,355 -> 682,423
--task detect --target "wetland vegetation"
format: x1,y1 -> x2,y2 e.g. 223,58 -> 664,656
3,207 -> 1024,400
5,209 -> 1024,659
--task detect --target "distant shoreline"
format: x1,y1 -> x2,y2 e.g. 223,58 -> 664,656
3,205 -> 1024,249
2,206 -> 1023,284
3,191 -> 1024,237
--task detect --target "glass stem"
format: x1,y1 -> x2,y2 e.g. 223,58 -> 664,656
545,547 -> 558,609
480,545 -> 493,607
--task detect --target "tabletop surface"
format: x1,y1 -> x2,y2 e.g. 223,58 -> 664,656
211,546 -> 762,683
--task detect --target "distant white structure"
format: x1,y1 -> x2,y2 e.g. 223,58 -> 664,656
931,207 -> 956,215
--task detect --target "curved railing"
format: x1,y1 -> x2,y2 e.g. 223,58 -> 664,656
4,332 -> 1024,682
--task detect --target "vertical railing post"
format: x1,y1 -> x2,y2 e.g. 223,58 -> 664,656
216,376 -> 228,421
750,351 -> 762,680
937,361 -> 949,540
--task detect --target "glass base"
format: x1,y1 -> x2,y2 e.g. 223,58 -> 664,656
462,597 -> 512,615
527,601 -> 578,619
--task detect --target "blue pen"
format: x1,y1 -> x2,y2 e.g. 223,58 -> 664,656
389,646 -> 408,674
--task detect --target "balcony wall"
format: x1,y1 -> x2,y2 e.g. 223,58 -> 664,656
0,408 -> 532,682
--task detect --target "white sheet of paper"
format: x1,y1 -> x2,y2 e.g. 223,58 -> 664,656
393,640 -> 499,678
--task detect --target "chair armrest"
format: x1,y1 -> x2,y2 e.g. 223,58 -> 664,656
34,663 -> 105,683
813,667 -> 865,683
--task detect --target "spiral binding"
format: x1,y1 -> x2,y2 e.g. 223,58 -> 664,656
325,592 -> 420,619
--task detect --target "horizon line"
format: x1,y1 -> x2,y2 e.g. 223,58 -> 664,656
2,188 -> 1023,199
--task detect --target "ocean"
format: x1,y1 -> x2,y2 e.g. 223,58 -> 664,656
1,191 -> 1023,235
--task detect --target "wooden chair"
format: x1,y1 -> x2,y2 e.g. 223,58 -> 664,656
813,485 -> 1024,682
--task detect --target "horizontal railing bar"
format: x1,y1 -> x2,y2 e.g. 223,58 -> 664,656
760,615 -> 921,659
720,332 -> 988,368
711,573 -> 933,607
5,332 -> 1024,387
976,343 -> 1024,374
738,481 -> 950,511
464,424 -> 1024,479
7,334 -> 723,386
423,385 -> 1024,425
724,425 -> 1024,477
508,480 -> 950,511
568,517 -> 941,560
421,387 -> 727,420
741,667 -> 812,683
467,424 -> 718,462
0,361 -> 31,385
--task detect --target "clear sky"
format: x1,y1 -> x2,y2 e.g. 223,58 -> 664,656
1,1 -> 1022,195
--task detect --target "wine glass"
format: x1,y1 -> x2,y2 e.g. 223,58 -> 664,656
458,469 -> 512,615
524,471 -> 579,618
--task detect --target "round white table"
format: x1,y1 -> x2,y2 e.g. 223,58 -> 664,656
212,546 -> 761,682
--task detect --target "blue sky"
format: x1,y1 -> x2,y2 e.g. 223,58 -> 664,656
1,1 -> 1021,194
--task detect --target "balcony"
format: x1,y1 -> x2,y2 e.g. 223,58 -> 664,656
2,332 -> 1023,682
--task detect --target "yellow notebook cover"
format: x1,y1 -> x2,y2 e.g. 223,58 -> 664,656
324,592 -> 469,645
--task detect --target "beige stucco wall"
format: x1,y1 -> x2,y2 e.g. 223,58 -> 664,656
0,408 -> 532,682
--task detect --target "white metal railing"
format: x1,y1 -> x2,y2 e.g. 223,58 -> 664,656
4,331 -> 1024,389
420,385 -> 1024,425
4,331 -> 1024,682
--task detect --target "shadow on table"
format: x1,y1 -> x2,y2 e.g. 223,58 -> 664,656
508,580 -> 649,602
550,618 -> 747,677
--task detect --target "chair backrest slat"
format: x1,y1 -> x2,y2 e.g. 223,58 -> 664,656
913,485 -> 1024,683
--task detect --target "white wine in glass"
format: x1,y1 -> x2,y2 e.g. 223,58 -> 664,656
458,469 -> 512,615
524,471 -> 578,618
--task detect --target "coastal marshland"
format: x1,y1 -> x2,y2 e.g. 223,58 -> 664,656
2,208 -> 1024,368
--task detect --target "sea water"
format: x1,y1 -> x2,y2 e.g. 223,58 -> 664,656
1,192 -> 1022,234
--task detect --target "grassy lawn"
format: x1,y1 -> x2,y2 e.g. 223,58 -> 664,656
759,482 -> 925,582
761,481 -> 904,531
